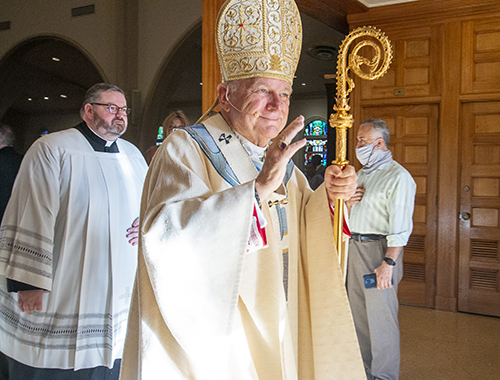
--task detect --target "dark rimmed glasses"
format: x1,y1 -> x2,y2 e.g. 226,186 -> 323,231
91,103 -> 131,116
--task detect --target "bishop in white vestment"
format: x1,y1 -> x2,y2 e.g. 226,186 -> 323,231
121,1 -> 365,379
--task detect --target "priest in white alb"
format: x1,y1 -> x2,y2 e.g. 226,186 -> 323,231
121,1 -> 365,379
0,83 -> 148,379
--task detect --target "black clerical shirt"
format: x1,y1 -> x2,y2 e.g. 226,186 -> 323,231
74,121 -> 119,153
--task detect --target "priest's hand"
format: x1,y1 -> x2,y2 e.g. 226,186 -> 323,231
126,217 -> 140,246
255,116 -> 307,200
18,290 -> 43,314
325,165 -> 358,204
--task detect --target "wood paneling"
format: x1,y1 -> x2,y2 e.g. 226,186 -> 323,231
459,101 -> 500,317
347,0 -> 500,30
201,0 -> 225,113
462,18 -> 500,94
360,27 -> 441,100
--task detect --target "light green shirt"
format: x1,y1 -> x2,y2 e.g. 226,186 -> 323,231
350,160 -> 416,247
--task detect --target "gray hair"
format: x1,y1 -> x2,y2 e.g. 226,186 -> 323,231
0,124 -> 15,146
80,83 -> 126,117
360,118 -> 390,147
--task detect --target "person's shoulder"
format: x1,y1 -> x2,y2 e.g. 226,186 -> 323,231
31,128 -> 84,150
116,137 -> 141,152
167,124 -> 213,152
389,160 -> 415,187
390,160 -> 412,176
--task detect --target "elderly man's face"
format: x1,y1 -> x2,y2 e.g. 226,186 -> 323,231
225,77 -> 292,147
356,123 -> 384,149
90,91 -> 128,141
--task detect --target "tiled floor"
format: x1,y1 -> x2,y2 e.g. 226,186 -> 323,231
399,305 -> 500,380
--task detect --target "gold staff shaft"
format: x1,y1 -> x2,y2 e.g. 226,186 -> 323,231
330,26 -> 393,282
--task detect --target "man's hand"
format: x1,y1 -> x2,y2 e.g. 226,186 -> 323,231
255,116 -> 307,200
324,165 -> 358,204
374,262 -> 394,289
346,185 -> 365,209
18,290 -> 43,314
374,246 -> 402,289
126,217 -> 140,246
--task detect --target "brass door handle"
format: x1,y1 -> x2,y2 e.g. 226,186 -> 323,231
459,212 -> 471,221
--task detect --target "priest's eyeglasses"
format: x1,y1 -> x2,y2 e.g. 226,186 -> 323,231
91,103 -> 131,116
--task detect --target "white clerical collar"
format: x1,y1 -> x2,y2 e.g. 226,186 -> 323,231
233,130 -> 267,162
87,125 -> 116,147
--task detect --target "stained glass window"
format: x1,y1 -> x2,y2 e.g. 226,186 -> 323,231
304,119 -> 327,166
304,120 -> 328,137
305,140 -> 327,165
156,126 -> 164,146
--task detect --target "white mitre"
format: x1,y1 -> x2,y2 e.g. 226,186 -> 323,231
216,0 -> 303,86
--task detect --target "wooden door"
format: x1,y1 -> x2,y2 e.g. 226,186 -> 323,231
458,101 -> 500,317
360,104 -> 439,307
360,26 -> 441,100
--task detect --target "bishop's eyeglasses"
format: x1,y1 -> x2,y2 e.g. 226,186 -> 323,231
91,103 -> 131,116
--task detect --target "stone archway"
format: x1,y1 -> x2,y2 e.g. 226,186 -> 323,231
0,36 -> 104,152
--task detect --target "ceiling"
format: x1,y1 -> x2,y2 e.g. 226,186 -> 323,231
296,0 -> 419,33
0,38 -> 102,116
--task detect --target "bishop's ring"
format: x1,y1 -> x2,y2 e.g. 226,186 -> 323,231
278,140 -> 288,150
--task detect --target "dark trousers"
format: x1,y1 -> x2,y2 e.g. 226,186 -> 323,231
347,238 -> 404,380
0,351 -> 121,380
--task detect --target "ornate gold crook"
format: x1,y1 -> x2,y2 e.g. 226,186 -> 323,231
331,26 -> 393,282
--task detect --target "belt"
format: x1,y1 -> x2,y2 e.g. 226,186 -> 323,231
350,233 -> 386,242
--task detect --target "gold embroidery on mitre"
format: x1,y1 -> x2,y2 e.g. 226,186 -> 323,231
216,0 -> 302,85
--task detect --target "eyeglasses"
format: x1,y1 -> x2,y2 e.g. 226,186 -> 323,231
91,103 -> 131,115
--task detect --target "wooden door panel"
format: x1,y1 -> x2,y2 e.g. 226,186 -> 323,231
461,18 -> 500,94
360,104 -> 438,307
360,27 -> 440,100
459,101 -> 500,317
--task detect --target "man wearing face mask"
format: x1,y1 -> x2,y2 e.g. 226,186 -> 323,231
346,118 -> 416,380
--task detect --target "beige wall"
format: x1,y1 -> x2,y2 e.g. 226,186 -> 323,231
0,0 -> 202,123
0,0 -> 126,83
137,0 -> 202,98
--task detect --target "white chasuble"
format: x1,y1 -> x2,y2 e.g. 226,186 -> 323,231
0,129 -> 147,370
120,114 -> 364,380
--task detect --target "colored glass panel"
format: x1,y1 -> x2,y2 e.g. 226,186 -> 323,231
304,120 -> 327,137
156,126 -> 164,146
305,139 -> 327,165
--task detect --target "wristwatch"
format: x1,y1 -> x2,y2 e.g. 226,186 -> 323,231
383,257 -> 396,266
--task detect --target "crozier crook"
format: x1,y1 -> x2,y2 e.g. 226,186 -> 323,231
330,26 -> 393,282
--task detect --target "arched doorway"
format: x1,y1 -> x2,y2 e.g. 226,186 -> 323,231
140,22 -> 202,152
0,36 -> 104,152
